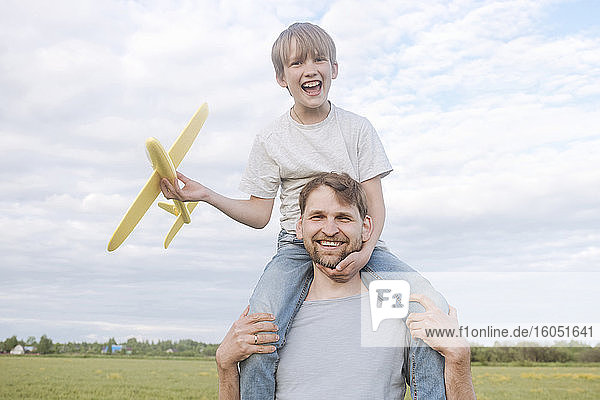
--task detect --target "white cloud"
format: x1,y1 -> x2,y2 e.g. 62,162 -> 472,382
1,0 -> 598,342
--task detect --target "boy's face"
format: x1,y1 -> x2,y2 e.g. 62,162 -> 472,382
276,40 -> 338,114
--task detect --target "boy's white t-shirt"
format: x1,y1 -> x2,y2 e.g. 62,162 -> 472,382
239,103 -> 392,233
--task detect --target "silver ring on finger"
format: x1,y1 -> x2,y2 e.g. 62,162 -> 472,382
254,334 -> 258,345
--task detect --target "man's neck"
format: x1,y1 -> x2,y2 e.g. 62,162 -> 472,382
305,262 -> 366,301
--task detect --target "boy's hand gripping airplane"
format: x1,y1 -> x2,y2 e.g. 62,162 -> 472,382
107,103 -> 209,252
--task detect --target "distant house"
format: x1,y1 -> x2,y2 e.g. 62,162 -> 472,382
10,345 -> 25,355
101,345 -> 130,354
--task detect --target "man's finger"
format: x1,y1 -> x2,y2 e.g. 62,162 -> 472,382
449,305 -> 457,319
251,345 -> 276,354
247,313 -> 275,323
410,330 -> 425,341
406,317 -> 428,332
240,305 -> 250,318
409,293 -> 437,312
407,323 -> 424,334
405,313 -> 425,325
252,333 -> 279,344
247,321 -> 278,334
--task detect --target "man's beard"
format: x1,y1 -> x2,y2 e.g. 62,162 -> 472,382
306,233 -> 363,269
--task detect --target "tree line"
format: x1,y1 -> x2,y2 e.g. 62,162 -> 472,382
470,341 -> 600,363
2,335 -> 599,362
1,335 -> 218,357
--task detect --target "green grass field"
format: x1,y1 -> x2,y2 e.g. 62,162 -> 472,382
471,365 -> 599,400
1,357 -> 599,399
0,357 -> 218,400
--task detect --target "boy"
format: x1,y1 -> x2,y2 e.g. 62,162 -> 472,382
161,22 -> 448,399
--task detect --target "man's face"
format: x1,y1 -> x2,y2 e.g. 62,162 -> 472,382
276,40 -> 338,114
297,185 -> 371,270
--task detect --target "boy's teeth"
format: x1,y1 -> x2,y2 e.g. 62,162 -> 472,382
302,81 -> 320,88
321,240 -> 341,247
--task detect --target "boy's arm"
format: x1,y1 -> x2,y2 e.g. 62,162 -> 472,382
359,175 -> 385,254
161,172 -> 274,229
326,175 -> 384,281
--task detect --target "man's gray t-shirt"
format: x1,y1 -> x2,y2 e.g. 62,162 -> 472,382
275,292 -> 410,399
239,104 -> 392,233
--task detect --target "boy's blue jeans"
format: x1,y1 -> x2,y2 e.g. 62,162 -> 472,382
239,230 -> 448,399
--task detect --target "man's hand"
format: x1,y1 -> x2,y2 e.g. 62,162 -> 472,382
216,306 -> 278,371
160,171 -> 209,202
407,294 -> 477,400
321,247 -> 372,283
406,294 -> 469,361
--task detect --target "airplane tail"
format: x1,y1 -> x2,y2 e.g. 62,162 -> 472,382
158,201 -> 199,248
158,202 -> 179,215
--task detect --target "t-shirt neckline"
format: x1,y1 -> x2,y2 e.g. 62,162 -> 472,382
287,102 -> 336,130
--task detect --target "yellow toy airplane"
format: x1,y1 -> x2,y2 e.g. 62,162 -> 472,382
107,103 -> 209,251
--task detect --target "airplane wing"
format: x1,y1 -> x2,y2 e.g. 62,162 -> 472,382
164,202 -> 199,249
107,171 -> 161,252
168,103 -> 209,168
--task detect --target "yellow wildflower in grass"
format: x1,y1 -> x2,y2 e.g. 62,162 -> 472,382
521,372 -> 543,379
551,372 -> 600,380
579,373 -> 600,380
107,372 -> 122,380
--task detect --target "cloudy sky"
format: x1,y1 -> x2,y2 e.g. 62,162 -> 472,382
1,0 -> 599,345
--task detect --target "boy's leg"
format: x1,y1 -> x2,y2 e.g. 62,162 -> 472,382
239,231 -> 313,400
361,246 -> 448,400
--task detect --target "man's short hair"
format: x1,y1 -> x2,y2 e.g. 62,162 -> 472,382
299,172 -> 368,219
272,22 -> 337,81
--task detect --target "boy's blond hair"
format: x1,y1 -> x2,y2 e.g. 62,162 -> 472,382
271,22 -> 337,81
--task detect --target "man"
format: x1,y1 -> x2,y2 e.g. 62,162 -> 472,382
216,173 -> 476,399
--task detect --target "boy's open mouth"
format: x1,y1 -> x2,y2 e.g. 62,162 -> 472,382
301,80 -> 322,95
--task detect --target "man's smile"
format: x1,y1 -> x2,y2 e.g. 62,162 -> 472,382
317,239 -> 344,249
313,234 -> 349,254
